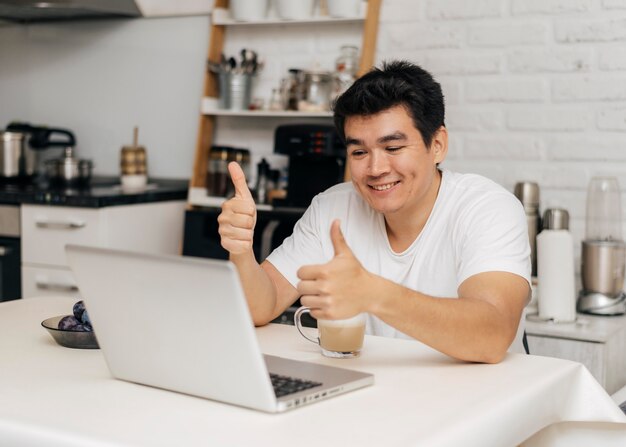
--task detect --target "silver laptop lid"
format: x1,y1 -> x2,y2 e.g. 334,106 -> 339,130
65,244 -> 277,412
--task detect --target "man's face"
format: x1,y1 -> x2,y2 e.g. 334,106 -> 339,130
344,105 -> 447,218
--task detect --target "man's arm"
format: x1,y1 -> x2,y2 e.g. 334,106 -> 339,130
218,162 -> 299,325
297,220 -> 529,363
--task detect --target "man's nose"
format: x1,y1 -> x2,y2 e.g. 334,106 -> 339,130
368,150 -> 390,176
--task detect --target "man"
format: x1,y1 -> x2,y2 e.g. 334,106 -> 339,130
218,60 -> 530,364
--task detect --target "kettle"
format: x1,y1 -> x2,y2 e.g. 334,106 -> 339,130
2,122 -> 76,178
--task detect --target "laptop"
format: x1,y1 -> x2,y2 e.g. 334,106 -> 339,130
65,244 -> 374,413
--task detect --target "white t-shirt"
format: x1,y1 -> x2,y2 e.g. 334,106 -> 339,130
266,170 -> 531,353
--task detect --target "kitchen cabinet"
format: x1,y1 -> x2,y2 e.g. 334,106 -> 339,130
21,201 -> 185,298
187,0 -> 382,207
526,313 -> 626,395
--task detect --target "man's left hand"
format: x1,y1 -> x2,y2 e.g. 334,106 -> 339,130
296,219 -> 373,320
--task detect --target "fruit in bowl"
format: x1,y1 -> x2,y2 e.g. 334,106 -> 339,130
41,300 -> 99,349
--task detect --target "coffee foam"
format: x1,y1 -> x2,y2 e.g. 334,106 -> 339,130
318,314 -> 365,328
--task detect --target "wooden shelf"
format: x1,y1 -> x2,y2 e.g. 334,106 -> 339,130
211,6 -> 366,26
190,0 -> 382,190
201,97 -> 333,117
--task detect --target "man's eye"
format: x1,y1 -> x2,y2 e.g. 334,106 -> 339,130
350,150 -> 366,157
386,146 -> 403,152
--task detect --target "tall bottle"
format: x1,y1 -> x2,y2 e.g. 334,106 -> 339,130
537,208 -> 576,322
514,182 -> 541,277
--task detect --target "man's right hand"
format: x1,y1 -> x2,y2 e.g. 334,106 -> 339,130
217,162 -> 257,256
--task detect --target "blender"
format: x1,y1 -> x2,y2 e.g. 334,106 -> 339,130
577,177 -> 626,315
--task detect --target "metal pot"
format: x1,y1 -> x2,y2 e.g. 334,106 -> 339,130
44,147 -> 93,187
2,123 -> 76,178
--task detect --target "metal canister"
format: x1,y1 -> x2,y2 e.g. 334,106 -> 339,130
514,181 -> 540,277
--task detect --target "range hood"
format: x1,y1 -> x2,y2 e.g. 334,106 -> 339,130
0,0 -> 213,23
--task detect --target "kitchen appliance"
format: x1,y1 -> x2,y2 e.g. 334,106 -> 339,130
274,124 -> 346,207
0,123 -> 76,180
4,122 -> 76,179
0,0 -> 212,23
0,204 -> 21,301
578,177 -> 626,315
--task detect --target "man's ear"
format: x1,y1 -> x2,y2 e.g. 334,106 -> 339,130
431,126 -> 448,164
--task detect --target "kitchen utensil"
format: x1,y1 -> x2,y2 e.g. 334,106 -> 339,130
2,123 -> 75,178
41,315 -> 99,349
45,146 -> 93,187
578,177 -> 626,315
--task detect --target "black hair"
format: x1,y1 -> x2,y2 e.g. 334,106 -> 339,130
333,60 -> 445,148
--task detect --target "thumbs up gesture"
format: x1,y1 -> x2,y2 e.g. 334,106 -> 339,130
296,220 -> 372,320
217,162 -> 257,256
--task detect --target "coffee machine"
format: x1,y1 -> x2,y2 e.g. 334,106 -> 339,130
273,124 -> 346,207
577,177 -> 626,315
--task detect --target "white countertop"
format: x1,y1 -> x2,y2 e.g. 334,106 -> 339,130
525,312 -> 626,343
1,297 -> 626,447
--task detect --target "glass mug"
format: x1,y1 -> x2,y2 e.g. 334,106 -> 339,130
294,307 -> 366,358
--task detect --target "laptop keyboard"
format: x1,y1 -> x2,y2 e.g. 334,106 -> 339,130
270,373 -> 322,398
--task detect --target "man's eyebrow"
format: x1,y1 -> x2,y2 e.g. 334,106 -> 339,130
345,137 -> 363,147
345,132 -> 408,147
378,132 -> 408,144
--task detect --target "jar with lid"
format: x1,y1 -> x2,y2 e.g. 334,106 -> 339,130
333,45 -> 359,98
227,147 -> 251,181
298,70 -> 333,112
283,68 -> 303,111
206,146 -> 230,197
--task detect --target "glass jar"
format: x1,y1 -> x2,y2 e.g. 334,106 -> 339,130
335,45 -> 359,77
206,146 -> 230,197
334,45 -> 359,99
285,68 -> 303,111
298,70 -> 333,112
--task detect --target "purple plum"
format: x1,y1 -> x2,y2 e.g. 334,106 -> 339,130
72,300 -> 86,320
58,315 -> 81,331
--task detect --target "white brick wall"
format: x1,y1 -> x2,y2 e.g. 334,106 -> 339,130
215,0 -> 626,264
2,0 -> 623,269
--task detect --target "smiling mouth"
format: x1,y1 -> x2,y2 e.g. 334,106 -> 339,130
369,181 -> 400,191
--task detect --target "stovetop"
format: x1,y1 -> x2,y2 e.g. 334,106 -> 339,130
0,176 -> 188,208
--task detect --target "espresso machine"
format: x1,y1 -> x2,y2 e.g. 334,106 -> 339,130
577,177 -> 626,315
273,124 -> 346,207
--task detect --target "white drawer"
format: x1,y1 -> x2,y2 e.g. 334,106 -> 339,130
22,264 -> 81,299
21,205 -> 102,266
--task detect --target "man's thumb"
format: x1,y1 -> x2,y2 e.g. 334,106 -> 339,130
330,219 -> 350,256
228,161 -> 253,199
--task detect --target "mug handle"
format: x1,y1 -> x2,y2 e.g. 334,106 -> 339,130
294,306 -> 319,345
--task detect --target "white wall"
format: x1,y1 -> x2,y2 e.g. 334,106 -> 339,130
2,0 -> 626,266
0,16 -> 209,178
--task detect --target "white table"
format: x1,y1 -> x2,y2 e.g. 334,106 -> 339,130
1,297 -> 625,447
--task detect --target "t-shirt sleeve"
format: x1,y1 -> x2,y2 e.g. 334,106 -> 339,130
456,192 -> 531,287
265,196 -> 329,287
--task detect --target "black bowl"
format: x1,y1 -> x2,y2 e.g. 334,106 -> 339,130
41,315 -> 99,349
